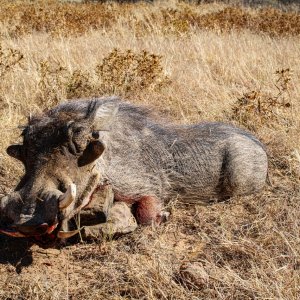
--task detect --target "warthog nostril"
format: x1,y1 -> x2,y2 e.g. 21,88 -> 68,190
16,223 -> 49,236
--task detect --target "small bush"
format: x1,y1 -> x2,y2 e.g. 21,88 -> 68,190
230,68 -> 292,131
96,48 -> 169,95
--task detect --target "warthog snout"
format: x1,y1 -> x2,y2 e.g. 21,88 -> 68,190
0,184 -> 77,241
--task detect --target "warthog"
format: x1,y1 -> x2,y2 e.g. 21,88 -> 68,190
0,97 -> 268,245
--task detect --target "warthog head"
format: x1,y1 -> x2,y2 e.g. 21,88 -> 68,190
0,99 -> 118,245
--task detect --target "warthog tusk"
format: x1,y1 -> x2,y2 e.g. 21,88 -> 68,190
57,228 -> 83,239
0,229 -> 27,238
59,184 -> 76,209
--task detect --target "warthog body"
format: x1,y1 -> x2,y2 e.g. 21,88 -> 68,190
0,97 -> 268,244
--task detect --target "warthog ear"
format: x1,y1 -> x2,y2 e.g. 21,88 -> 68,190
78,140 -> 105,167
6,145 -> 23,162
91,101 -> 119,131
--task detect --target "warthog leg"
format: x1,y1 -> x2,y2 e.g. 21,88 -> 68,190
115,194 -> 168,226
132,196 -> 164,225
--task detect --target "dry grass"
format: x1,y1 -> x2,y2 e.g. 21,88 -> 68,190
0,0 -> 299,299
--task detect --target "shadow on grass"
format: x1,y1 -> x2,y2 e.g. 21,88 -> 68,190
0,234 -> 33,273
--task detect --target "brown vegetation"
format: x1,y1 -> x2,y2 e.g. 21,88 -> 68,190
0,0 -> 299,299
1,1 -> 300,37
230,68 -> 293,131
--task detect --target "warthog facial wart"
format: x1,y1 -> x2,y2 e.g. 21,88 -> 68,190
0,97 -> 268,247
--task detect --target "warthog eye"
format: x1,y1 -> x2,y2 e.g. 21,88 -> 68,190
65,123 -> 88,154
92,131 -> 100,139
73,126 -> 84,135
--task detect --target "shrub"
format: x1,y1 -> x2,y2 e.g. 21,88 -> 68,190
96,48 -> 169,95
230,68 -> 292,131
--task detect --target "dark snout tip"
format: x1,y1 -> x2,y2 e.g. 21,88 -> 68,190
15,223 -> 49,236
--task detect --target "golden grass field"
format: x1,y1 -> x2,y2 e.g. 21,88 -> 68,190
0,0 -> 299,299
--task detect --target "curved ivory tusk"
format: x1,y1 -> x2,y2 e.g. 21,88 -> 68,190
0,229 -> 27,238
59,184 -> 76,209
57,228 -> 83,239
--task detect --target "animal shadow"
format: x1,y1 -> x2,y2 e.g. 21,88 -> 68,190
0,234 -> 33,273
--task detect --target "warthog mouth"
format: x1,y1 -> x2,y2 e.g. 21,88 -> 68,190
0,223 -> 60,247
0,175 -> 106,248
0,184 -> 78,247
0,222 -> 85,248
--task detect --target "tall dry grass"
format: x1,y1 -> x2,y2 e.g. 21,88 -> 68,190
0,1 -> 299,299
